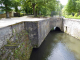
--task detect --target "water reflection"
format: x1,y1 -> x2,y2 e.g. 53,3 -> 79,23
30,31 -> 80,60
61,33 -> 80,60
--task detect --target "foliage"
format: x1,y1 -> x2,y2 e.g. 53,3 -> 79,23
62,6 -> 68,16
65,14 -> 80,19
64,15 -> 72,18
63,0 -> 80,16
66,0 -> 77,14
20,13 -> 24,16
69,15 -> 73,17
55,0 -> 63,16
0,0 -> 13,18
0,0 -> 12,12
76,0 -> 80,12
12,0 -> 21,12
0,10 -> 5,14
78,15 -> 80,17
0,0 -> 62,17
74,13 -> 78,17
21,0 -> 59,16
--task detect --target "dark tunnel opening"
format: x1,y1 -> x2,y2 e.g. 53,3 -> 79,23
54,27 -> 61,31
51,27 -> 61,32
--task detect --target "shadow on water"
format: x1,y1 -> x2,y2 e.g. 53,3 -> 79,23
30,30 -> 78,60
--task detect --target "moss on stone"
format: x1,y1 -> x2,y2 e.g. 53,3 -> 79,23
0,30 -> 33,60
51,28 -> 54,31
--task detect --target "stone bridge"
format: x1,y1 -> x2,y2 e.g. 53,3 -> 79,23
25,17 -> 63,48
1,17 -> 80,48
0,17 -> 63,48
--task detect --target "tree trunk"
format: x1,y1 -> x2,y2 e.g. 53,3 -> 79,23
35,6 -> 38,16
32,3 -> 36,17
5,4 -> 9,18
15,2 -> 18,12
15,6 -> 18,12
35,9 -> 37,16
6,12 -> 9,18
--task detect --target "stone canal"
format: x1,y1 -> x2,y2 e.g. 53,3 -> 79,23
30,30 -> 80,60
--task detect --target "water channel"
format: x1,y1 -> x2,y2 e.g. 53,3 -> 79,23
30,30 -> 80,60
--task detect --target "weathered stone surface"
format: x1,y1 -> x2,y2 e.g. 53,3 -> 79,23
24,17 -> 63,48
0,30 -> 32,60
38,19 -> 50,47
1,17 -> 80,49
24,22 -> 38,48
0,26 -> 12,48
0,17 -> 63,48
2,50 -> 10,60
63,18 -> 80,39
12,23 -> 24,35
50,17 -> 63,31
0,26 -> 12,38
5,45 -> 18,49
0,22 -> 25,48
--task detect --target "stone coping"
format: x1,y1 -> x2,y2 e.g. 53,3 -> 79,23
0,17 -> 48,28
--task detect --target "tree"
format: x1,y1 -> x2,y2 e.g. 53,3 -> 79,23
21,0 -> 33,14
66,0 -> 77,14
12,0 -> 21,12
21,0 -> 58,16
0,0 -> 12,18
62,6 -> 69,16
76,0 -> 80,15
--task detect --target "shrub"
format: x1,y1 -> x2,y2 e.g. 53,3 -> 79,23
20,13 -> 24,16
65,15 -> 68,18
69,15 -> 73,17
78,15 -> 80,17
74,13 -> 78,17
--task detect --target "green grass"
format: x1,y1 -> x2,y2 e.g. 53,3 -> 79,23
64,15 -> 80,19
65,17 -> 80,19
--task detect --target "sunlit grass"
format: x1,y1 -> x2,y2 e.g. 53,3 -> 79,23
66,17 -> 80,19
65,15 -> 80,19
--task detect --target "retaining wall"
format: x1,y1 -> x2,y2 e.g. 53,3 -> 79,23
63,18 -> 80,39
0,12 -> 13,18
0,22 -> 24,48
0,22 -> 33,60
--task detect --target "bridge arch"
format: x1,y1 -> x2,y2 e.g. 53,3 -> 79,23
54,27 -> 61,31
51,27 -> 61,31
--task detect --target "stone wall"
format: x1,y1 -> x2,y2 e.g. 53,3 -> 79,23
24,20 -> 50,48
24,18 -> 63,48
0,12 -> 13,18
38,19 -> 50,47
0,17 -> 80,59
0,22 -> 24,48
0,17 -> 63,49
50,17 -> 63,31
24,22 -> 38,48
63,18 -> 80,39
0,22 -> 33,60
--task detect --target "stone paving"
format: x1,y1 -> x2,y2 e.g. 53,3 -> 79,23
0,16 -> 46,28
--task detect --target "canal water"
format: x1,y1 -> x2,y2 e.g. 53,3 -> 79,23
30,30 -> 80,60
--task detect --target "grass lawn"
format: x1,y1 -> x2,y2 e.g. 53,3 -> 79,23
65,17 -> 80,19
64,15 -> 80,19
